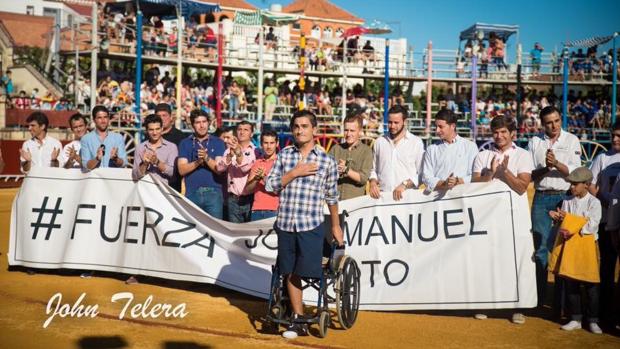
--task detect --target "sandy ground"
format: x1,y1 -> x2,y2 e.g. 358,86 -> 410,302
1,187 -> 619,349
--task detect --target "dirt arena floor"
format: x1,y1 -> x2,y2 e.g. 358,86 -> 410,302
1,187 -> 619,348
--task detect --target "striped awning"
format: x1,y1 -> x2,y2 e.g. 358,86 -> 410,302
234,10 -> 299,26
565,35 -> 614,48
234,11 -> 261,25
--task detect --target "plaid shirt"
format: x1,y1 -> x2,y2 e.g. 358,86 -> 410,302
266,144 -> 338,232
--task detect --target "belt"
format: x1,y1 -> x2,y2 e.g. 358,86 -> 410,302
535,190 -> 566,195
228,193 -> 252,201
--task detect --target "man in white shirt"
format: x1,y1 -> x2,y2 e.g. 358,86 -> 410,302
527,106 -> 582,312
422,109 -> 479,192
20,111 -> 62,173
589,121 -> 620,325
60,113 -> 89,169
473,115 -> 533,195
472,115 -> 534,324
369,105 -> 424,201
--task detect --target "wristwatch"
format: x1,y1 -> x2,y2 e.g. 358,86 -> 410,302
401,180 -> 409,189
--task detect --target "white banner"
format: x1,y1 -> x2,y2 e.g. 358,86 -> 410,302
9,168 -> 537,310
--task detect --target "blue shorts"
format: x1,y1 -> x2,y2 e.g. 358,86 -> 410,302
275,223 -> 325,278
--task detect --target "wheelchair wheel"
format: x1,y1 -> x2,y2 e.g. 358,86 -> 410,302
336,256 -> 361,329
318,310 -> 330,338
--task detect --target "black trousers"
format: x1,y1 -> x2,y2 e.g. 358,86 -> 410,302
566,278 -> 599,322
598,225 -> 619,323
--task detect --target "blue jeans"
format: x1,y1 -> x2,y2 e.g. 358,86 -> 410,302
187,187 -> 223,220
227,195 -> 253,223
531,191 -> 566,306
251,210 -> 277,221
228,95 -> 239,117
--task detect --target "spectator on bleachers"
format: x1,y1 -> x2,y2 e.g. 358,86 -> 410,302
14,90 -> 31,109
1,70 -> 14,105
264,79 -> 278,121
530,43 -> 544,77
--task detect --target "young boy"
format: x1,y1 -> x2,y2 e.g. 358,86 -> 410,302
549,167 -> 602,334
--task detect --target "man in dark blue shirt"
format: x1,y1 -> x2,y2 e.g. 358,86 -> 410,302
178,109 -> 226,219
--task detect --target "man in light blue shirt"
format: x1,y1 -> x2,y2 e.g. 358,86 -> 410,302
80,105 -> 127,170
422,109 -> 479,192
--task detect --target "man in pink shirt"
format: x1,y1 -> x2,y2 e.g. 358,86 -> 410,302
245,130 -> 279,221
217,120 -> 259,222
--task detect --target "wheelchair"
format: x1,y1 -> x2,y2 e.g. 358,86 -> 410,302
265,242 -> 361,338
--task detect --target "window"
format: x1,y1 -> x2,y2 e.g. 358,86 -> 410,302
311,25 -> 321,39
335,28 -> 344,37
323,27 -> 333,38
26,6 -> 34,15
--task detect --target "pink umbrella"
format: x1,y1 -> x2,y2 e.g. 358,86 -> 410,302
341,26 -> 392,38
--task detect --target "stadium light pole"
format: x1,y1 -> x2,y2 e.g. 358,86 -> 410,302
612,32 -> 618,125
383,39 -> 390,127
425,41 -> 432,137
90,1 -> 97,112
135,10 -> 143,137
562,46 -> 569,129
257,25 -> 264,129
471,55 -> 477,139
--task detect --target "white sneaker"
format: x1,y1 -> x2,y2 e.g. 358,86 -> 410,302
474,313 -> 487,320
511,313 -> 526,324
561,320 -> 582,331
589,322 -> 602,334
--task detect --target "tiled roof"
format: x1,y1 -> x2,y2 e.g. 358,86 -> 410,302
206,0 -> 256,10
283,0 -> 363,23
0,12 -> 54,48
65,3 -> 92,17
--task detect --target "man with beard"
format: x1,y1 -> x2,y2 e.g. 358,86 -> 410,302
178,109 -> 226,219
422,109 -> 479,192
369,105 -> 424,201
472,115 -> 534,324
265,110 -> 343,339
329,113 -> 373,200
156,103 -> 185,191
60,113 -> 89,169
589,121 -> 620,326
81,105 -> 127,170
528,106 -> 581,314
20,111 -> 62,173
245,130 -> 279,221
216,120 -> 258,223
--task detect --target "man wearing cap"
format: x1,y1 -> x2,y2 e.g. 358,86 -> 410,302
528,105 -> 582,312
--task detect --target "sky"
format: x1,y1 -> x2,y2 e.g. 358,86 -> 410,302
246,0 -> 620,59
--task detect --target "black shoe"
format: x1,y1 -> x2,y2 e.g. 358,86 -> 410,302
282,314 -> 309,339
282,323 -> 308,339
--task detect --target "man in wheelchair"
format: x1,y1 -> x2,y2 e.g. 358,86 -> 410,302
265,110 -> 344,339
